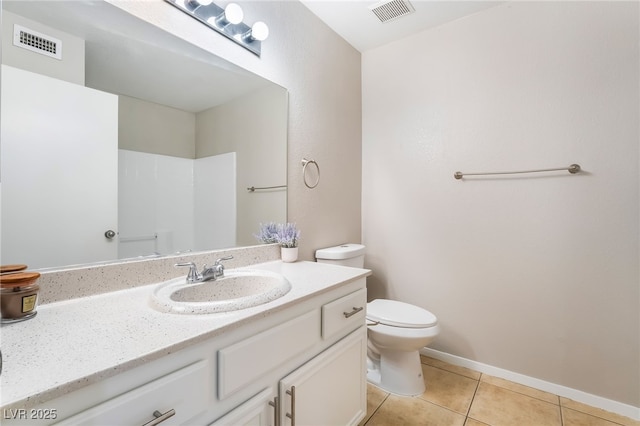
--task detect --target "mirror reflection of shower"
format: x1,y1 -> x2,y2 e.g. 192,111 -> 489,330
118,151 -> 237,258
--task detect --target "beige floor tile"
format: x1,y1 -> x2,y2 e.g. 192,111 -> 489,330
560,397 -> 640,426
359,383 -> 389,426
562,407 -> 628,426
419,364 -> 479,415
480,374 -> 559,404
468,382 -> 561,426
420,355 -> 482,380
464,418 -> 490,426
365,394 -> 466,426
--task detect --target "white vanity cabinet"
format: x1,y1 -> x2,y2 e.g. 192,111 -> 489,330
214,327 -> 366,426
2,274 -> 368,426
277,327 -> 367,426
214,286 -> 367,426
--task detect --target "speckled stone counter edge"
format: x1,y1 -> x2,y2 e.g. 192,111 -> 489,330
36,244 -> 281,305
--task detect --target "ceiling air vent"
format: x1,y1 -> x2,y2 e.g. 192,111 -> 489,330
13,24 -> 62,60
369,0 -> 415,23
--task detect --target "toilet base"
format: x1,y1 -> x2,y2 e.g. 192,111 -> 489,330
366,350 -> 425,396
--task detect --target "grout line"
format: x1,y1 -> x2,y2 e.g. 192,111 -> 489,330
363,388 -> 391,425
421,348 -> 639,421
419,397 -> 473,422
418,361 -> 484,422
426,356 -> 559,408
426,362 -> 562,425
466,373 -> 482,417
421,357 -> 481,382
383,356 -> 637,426
562,406 -> 629,426
420,357 -> 483,421
479,376 -> 561,407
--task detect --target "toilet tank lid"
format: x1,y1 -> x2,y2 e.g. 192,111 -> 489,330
367,299 -> 438,328
315,243 -> 365,260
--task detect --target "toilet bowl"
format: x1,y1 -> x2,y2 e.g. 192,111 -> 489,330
366,299 -> 440,396
315,244 -> 441,397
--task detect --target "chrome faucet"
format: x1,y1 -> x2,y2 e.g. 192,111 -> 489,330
175,256 -> 233,283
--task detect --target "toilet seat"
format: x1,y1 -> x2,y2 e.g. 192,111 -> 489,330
367,299 -> 437,328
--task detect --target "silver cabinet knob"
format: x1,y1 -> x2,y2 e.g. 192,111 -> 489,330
104,230 -> 116,239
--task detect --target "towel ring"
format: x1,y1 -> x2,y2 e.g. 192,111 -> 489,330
302,158 -> 320,189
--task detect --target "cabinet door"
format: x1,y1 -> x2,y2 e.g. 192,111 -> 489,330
210,388 -> 277,426
279,327 -> 366,426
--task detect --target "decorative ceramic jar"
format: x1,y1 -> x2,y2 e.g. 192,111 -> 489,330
281,247 -> 298,263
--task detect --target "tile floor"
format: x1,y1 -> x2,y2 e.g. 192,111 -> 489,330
359,355 -> 640,426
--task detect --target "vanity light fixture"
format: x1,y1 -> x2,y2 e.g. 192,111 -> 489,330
164,0 -> 269,57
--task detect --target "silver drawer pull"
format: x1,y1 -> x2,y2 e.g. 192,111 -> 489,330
286,386 -> 296,426
343,306 -> 364,318
142,409 -> 175,426
269,396 -> 280,426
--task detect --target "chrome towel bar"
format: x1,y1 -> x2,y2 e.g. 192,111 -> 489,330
119,233 -> 158,242
247,185 -> 287,192
454,164 -> 581,180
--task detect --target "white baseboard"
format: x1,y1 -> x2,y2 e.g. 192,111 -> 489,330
420,347 -> 640,421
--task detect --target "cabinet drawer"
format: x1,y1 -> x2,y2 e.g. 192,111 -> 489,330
322,288 -> 367,339
218,309 -> 321,400
55,360 -> 209,426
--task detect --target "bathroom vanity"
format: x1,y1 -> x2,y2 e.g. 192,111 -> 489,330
0,261 -> 370,425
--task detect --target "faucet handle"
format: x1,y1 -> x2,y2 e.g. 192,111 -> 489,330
211,255 -> 234,278
214,255 -> 234,266
175,262 -> 200,283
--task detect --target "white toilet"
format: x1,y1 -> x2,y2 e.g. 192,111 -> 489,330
315,244 -> 440,396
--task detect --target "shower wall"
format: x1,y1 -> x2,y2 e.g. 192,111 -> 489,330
118,150 -> 236,258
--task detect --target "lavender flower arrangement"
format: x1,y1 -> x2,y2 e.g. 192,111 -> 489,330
255,222 -> 301,248
276,223 -> 300,248
255,222 -> 279,244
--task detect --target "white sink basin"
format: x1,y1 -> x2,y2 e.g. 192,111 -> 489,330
150,269 -> 292,314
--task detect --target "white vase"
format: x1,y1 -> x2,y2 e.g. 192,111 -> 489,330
281,247 -> 298,263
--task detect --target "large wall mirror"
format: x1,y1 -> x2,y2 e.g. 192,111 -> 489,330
1,0 -> 288,270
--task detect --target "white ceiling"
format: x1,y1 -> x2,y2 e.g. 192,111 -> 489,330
300,0 -> 504,52
4,0 -> 505,110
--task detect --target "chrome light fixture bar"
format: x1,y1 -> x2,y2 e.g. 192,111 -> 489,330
163,0 -> 269,57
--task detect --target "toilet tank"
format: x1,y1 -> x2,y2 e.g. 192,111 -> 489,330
315,244 -> 365,268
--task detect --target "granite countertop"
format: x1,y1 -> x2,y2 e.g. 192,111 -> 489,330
0,261 -> 371,409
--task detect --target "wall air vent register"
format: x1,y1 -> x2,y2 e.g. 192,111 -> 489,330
369,0 -> 415,23
13,24 -> 62,60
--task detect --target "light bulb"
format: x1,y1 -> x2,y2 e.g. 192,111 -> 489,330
250,21 -> 269,41
209,2 -> 243,27
224,3 -> 244,25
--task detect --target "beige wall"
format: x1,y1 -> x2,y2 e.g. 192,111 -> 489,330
119,95 -> 196,158
1,10 -> 84,85
196,85 -> 288,245
108,0 -> 362,261
362,1 -> 638,408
